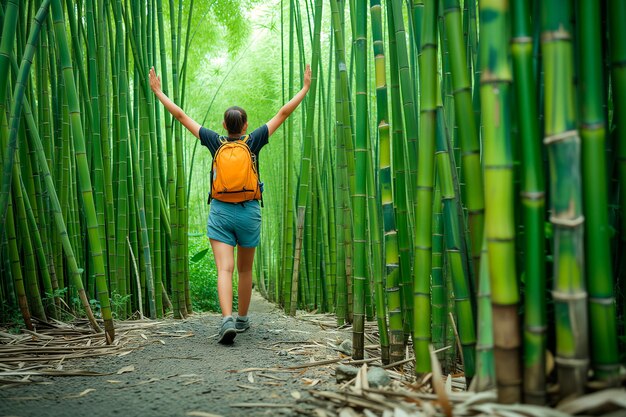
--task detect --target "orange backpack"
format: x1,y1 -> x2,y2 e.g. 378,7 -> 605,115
209,135 -> 262,204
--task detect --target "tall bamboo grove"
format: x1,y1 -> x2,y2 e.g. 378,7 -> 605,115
0,0 -> 193,341
3,0 -> 626,407
259,0 -> 626,406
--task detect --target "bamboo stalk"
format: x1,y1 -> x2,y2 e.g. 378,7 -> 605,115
413,0 -> 439,375
541,0 -> 588,398
511,0 -> 547,403
479,0 -> 521,403
577,0 -> 620,384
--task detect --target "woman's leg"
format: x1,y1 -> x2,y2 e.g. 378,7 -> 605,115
210,238 -> 235,317
236,245 -> 256,317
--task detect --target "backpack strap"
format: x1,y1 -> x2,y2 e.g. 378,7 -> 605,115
208,136 -> 228,205
242,135 -> 264,207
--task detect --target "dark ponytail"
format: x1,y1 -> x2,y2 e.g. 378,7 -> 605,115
224,106 -> 247,135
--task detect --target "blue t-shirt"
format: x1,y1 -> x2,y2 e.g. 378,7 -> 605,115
199,124 -> 269,158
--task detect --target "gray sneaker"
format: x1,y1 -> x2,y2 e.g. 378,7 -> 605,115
235,316 -> 250,332
218,316 -> 237,344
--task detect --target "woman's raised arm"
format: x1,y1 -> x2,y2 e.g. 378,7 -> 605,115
150,67 -> 201,139
266,64 -> 311,136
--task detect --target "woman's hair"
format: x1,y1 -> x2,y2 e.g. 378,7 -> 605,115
224,106 -> 247,135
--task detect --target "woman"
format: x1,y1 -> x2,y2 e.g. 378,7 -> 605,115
150,64 -> 311,344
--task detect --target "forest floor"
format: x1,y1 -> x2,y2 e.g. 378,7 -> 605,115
0,291 -> 369,417
3,292 -> 626,417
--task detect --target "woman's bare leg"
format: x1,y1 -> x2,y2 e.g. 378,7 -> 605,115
210,239 -> 235,317
236,245 -> 256,317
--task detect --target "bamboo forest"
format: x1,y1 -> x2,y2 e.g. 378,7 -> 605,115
1,0 -> 626,414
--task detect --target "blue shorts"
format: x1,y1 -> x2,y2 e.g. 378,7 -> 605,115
207,199 -> 262,247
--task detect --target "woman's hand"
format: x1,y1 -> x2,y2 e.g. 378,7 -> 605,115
303,64 -> 312,90
149,67 -> 161,93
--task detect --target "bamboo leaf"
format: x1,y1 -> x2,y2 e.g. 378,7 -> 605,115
557,389 -> 626,414
116,365 -> 135,375
191,248 -> 209,262
65,388 -> 96,398
186,412 -> 224,417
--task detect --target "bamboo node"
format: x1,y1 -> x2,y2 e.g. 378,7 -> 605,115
588,296 -> 616,305
520,191 -> 545,200
554,357 -> 589,367
580,121 -> 605,131
524,324 -> 548,333
511,36 -> 533,44
541,29 -> 572,43
543,129 -> 579,145
551,290 -> 587,301
549,215 -> 584,228
452,86 -> 472,95
461,149 -> 480,157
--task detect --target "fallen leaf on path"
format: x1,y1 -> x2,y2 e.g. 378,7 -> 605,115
140,334 -> 148,340
430,345 -> 452,417
302,378 -> 320,386
65,388 -> 95,398
291,390 -> 302,399
6,396 -> 43,401
182,379 -> 204,386
247,372 -> 255,383
557,388 -> 626,415
236,384 -> 261,390
186,412 -> 224,417
116,365 -> 135,375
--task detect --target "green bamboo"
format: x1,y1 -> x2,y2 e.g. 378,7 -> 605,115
577,0 -> 620,384
436,100 -> 476,383
168,0 -> 186,318
389,4 -> 419,337
609,1 -> 626,354
473,237 -> 495,392
370,0 -> 392,365
5,201 -> 33,330
386,1 -> 413,344
442,0 -> 483,280
85,0 -> 109,291
412,0 -> 424,51
541,0 -> 588,398
390,0 -> 419,195
330,0 -> 354,325
0,1 -> 52,324
282,0 -> 296,311
479,0 -> 521,403
113,0 -> 130,318
431,174 -> 445,353
17,61 -> 101,333
97,0 -> 117,297
413,0 -> 438,375
51,0 -> 114,342
352,0 -> 368,360
20,174 -> 58,320
290,0 -> 322,317
0,0 -> 48,232
511,0 -> 546,404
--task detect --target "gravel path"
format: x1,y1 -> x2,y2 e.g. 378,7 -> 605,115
1,292 -> 352,417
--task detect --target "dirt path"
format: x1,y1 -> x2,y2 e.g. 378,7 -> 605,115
1,292 -> 352,417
